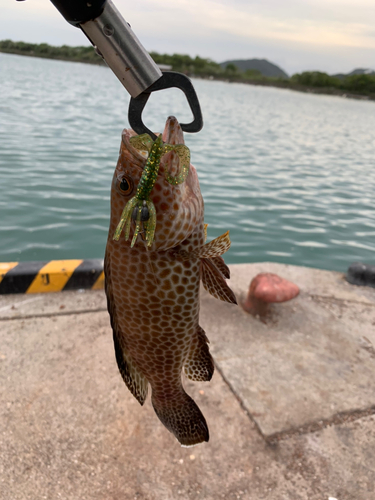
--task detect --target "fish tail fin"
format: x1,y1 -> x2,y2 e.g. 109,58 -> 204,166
152,389 -> 209,446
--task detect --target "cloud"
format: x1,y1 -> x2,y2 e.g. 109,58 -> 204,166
131,0 -> 375,49
2,0 -> 375,74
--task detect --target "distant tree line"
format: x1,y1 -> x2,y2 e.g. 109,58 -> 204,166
291,71 -> 375,95
0,39 -> 102,64
150,53 -> 278,81
2,40 -> 375,97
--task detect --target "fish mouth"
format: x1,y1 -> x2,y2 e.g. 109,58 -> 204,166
115,116 -> 202,251
121,116 -> 185,176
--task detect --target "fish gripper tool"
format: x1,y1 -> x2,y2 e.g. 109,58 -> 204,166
17,0 -> 203,139
128,71 -> 203,140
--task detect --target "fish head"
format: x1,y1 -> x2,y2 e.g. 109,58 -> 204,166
109,116 -> 204,251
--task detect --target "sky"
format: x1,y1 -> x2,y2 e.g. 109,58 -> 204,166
2,0 -> 375,75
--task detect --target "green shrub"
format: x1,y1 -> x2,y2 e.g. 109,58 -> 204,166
342,74 -> 375,94
291,71 -> 340,88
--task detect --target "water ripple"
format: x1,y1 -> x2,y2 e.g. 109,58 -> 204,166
1,53 -> 375,270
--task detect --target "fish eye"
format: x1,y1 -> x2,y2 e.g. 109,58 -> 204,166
117,175 -> 134,196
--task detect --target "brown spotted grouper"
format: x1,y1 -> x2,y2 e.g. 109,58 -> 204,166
104,116 -> 236,446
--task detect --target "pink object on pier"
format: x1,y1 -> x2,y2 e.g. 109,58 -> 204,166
243,272 -> 300,316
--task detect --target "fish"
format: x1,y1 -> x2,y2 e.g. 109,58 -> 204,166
104,116 -> 237,446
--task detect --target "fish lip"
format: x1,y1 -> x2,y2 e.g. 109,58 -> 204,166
162,116 -> 185,145
120,129 -> 160,175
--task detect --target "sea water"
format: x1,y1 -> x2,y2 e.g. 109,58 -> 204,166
1,52 -> 375,271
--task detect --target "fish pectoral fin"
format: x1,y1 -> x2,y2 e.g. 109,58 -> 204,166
201,258 -> 237,304
210,255 -> 230,279
184,325 -> 214,382
195,230 -> 231,259
113,333 -> 149,405
176,231 -> 232,262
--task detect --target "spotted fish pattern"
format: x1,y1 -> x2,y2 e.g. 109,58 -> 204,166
105,116 -> 237,446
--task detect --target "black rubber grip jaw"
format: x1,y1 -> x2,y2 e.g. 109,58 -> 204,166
128,72 -> 204,140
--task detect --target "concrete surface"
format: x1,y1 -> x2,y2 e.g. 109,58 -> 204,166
1,262 -> 375,500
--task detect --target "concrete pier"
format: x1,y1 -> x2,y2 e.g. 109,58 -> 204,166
1,263 -> 375,500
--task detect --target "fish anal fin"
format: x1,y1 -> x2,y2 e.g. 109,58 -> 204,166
201,258 -> 237,304
104,250 -> 148,405
184,325 -> 214,382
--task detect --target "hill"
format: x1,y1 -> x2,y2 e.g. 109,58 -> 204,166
219,58 -> 288,78
348,68 -> 375,76
333,68 -> 375,79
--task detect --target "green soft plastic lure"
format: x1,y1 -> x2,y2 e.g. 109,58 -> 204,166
113,133 -> 190,248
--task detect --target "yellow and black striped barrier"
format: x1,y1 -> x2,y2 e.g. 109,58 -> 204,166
0,259 -> 104,294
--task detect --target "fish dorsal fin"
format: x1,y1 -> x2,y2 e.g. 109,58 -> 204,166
104,251 -> 148,404
201,258 -> 237,304
184,325 -> 214,382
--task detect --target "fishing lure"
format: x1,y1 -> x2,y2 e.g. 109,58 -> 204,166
113,133 -> 190,247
